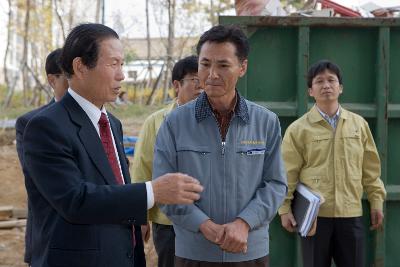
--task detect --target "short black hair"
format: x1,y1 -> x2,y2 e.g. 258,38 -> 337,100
60,23 -> 119,78
196,25 -> 249,62
307,60 -> 343,88
172,55 -> 198,82
45,48 -> 63,75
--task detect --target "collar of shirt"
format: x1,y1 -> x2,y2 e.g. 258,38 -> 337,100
195,90 -> 249,123
68,88 -> 108,135
316,104 -> 341,129
210,93 -> 237,117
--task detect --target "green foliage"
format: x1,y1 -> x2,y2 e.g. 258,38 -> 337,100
0,85 -> 51,119
106,102 -> 164,120
124,49 -> 138,64
0,86 -> 33,119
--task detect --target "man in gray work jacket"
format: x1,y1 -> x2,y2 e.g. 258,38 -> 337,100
153,25 -> 288,267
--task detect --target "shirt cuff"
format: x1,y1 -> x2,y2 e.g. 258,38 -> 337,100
145,181 -> 154,210
369,199 -> 384,211
278,205 -> 291,215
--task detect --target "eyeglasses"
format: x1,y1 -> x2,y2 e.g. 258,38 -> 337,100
181,77 -> 200,86
312,79 -> 339,87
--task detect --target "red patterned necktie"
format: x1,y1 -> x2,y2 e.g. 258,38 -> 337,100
98,113 -> 124,185
98,112 -> 136,249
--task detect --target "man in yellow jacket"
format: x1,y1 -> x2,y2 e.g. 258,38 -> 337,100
278,60 -> 386,267
131,55 -> 202,267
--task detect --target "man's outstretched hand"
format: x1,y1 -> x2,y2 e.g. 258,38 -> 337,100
152,173 -> 203,204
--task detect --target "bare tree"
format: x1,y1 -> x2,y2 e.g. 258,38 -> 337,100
145,0 -> 152,86
2,0 -> 13,109
162,0 -> 175,103
53,0 -> 66,41
95,0 -> 101,23
21,0 -> 31,107
210,0 -> 217,25
68,0 -> 74,29
2,0 -> 31,109
144,0 -> 154,104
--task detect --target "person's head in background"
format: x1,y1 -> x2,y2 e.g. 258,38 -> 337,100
307,60 -> 343,110
45,48 -> 69,101
172,55 -> 202,105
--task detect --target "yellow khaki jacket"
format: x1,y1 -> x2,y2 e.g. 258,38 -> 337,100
278,106 -> 386,217
131,101 -> 177,225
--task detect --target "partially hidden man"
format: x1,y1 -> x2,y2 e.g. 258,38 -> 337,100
16,48 -> 69,265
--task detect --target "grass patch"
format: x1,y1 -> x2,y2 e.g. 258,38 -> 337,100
106,103 -> 165,121
0,103 -> 165,121
0,106 -> 36,120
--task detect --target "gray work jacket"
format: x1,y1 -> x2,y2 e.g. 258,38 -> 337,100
152,92 -> 287,262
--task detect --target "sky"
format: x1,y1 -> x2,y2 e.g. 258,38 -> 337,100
104,0 -> 211,38
336,0 -> 400,6
1,0 -> 399,39
104,0 -> 400,38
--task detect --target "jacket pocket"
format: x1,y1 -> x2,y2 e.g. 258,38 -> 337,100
176,145 -> 211,177
299,168 -> 329,193
341,131 -> 363,175
235,145 -> 266,202
176,144 -> 211,212
305,135 -> 332,164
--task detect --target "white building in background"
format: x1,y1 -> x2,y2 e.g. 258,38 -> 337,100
0,0 -> 199,90
121,36 -> 199,85
0,1 -> 12,85
0,0 -> 98,90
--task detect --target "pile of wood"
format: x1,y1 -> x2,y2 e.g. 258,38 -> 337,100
0,206 -> 27,229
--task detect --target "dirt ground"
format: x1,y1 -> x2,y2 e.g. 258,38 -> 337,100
0,123 -> 158,267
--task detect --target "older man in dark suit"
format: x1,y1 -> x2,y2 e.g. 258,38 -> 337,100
15,48 -> 68,265
22,23 -> 203,267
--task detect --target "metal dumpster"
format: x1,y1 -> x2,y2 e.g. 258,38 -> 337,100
220,16 -> 400,267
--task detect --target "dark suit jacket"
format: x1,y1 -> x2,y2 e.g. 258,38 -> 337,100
22,93 -> 147,267
16,99 -> 54,264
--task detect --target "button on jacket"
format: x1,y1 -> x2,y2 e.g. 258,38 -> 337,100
278,106 -> 386,217
152,92 -> 287,262
131,101 -> 177,225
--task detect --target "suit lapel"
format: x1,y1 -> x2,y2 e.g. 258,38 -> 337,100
61,93 -> 117,185
109,117 -> 131,184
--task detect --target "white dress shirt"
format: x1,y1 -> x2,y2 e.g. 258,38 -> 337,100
68,88 -> 154,209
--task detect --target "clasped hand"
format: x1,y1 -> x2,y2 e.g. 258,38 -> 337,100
199,218 -> 250,254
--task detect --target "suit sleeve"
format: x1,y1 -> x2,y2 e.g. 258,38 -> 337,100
237,114 -> 288,229
15,115 -> 29,165
152,118 -> 209,232
23,115 -> 147,225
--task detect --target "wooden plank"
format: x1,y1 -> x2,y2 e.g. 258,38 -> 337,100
0,206 -> 13,221
0,219 -> 27,229
12,208 -> 28,219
